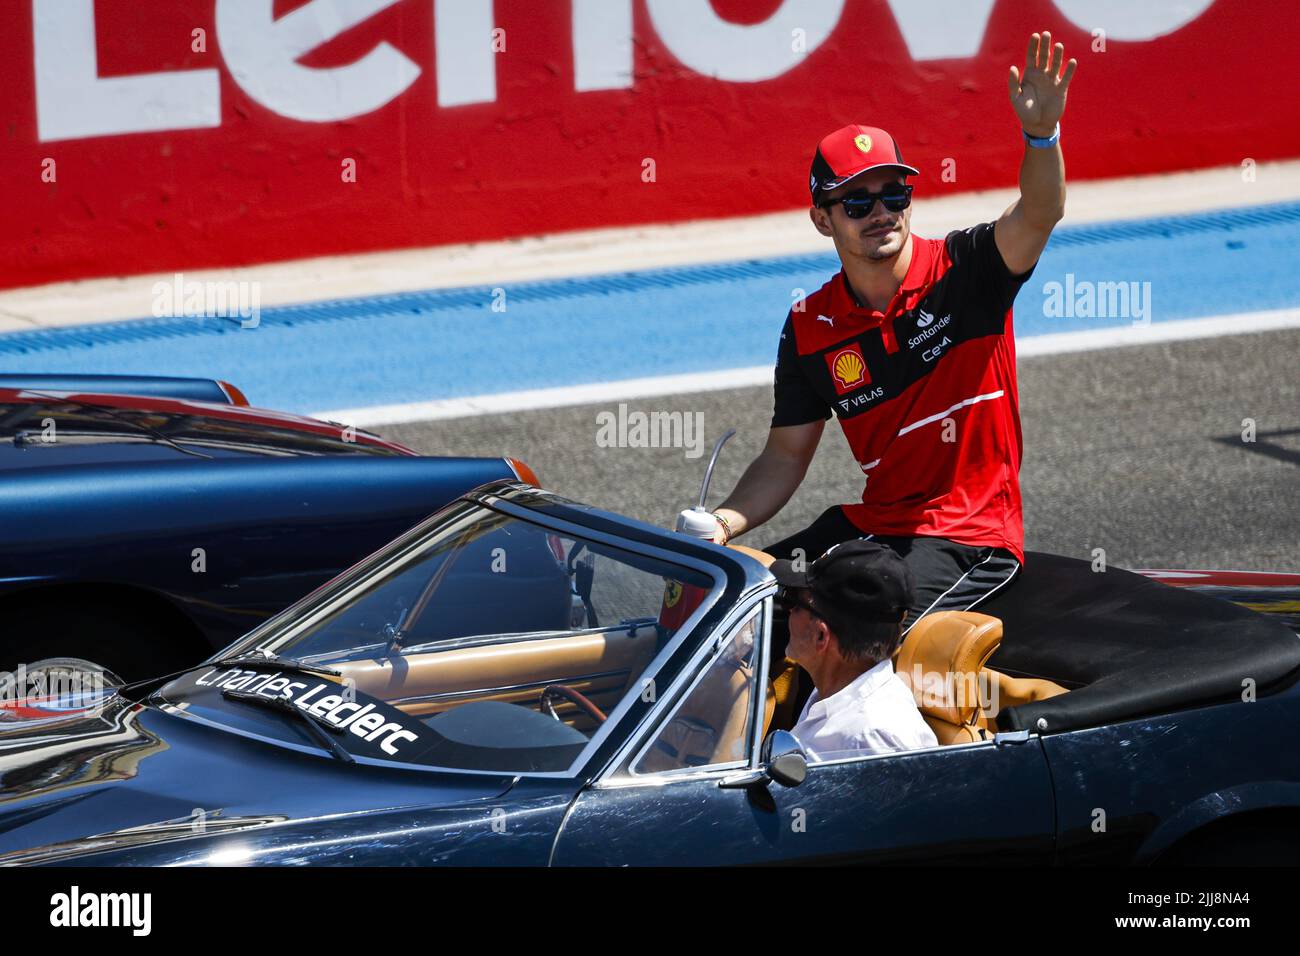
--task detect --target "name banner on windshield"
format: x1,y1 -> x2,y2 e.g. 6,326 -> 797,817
165,665 -> 585,774
175,666 -> 430,764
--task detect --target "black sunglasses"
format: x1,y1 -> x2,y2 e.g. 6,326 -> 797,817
776,587 -> 821,619
820,183 -> 913,219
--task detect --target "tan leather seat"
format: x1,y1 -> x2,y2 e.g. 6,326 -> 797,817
893,611 -> 1067,744
727,546 -> 1068,745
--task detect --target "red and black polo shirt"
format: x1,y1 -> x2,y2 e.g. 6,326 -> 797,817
772,221 -> 1033,562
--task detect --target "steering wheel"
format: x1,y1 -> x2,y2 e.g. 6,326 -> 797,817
540,684 -> 607,725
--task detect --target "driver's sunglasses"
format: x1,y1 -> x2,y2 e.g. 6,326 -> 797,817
776,587 -> 820,619
820,183 -> 913,219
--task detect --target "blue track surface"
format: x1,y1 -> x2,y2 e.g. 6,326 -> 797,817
3,201 -> 1298,414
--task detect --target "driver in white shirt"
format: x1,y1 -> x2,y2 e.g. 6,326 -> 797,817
771,540 -> 937,761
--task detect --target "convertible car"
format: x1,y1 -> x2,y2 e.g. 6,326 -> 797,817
2,479 -> 1298,866
0,374 -> 534,681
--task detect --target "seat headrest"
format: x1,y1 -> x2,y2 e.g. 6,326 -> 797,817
893,611 -> 1003,726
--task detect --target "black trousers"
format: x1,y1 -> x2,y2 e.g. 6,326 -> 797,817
764,505 -> 1022,634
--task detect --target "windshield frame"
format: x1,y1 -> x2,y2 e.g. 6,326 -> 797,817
153,489 -> 742,779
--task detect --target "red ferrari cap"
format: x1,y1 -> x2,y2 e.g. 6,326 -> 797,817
810,124 -> 919,204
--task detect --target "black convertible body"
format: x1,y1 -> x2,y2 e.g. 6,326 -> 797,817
1,482 -> 1297,866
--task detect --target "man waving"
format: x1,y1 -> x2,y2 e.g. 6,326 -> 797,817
711,32 -> 1078,632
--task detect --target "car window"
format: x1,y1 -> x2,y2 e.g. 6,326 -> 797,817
631,605 -> 762,775
160,503 -> 720,776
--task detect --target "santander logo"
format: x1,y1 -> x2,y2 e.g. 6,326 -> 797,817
30,0 -> 1218,143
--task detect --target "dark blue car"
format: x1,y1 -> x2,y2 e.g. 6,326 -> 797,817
1,480 -> 1298,866
0,374 -> 532,680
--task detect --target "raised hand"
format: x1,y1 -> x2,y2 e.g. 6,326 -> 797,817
1008,31 -> 1077,138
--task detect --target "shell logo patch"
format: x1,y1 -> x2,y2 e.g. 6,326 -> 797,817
825,342 -> 870,395
853,133 -> 873,154
834,349 -> 865,386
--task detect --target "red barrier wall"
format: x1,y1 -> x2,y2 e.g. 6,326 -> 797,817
3,0 -> 1298,291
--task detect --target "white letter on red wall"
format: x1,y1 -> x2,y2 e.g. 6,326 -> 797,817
216,0 -> 420,122
573,0 -> 633,91
435,0 -> 497,106
1050,0 -> 1216,40
884,0 -> 995,60
34,0 -> 220,142
644,0 -> 844,82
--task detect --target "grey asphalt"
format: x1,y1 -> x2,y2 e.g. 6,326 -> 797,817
384,328 -> 1300,572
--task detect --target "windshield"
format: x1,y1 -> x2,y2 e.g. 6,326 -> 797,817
157,502 -> 718,774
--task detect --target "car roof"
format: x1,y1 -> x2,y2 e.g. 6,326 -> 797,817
0,387 -> 414,464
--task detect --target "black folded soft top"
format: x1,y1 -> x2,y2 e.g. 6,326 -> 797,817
981,552 -> 1300,733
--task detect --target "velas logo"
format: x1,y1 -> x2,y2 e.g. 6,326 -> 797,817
825,343 -> 870,395
854,133 -> 873,153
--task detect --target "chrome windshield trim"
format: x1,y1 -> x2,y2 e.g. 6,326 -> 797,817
750,590 -> 775,770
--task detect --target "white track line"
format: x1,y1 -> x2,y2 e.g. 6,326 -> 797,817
315,366 -> 775,426
1014,306 -> 1300,357
317,306 -> 1300,427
